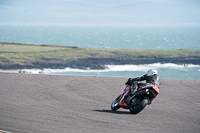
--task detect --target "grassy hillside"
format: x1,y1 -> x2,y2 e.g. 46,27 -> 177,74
0,43 -> 199,65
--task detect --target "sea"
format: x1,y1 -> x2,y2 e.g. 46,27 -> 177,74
0,24 -> 200,79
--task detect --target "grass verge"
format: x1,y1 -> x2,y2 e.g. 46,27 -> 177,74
0,43 -> 199,65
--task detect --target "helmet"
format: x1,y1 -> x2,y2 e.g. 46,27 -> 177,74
147,69 -> 158,75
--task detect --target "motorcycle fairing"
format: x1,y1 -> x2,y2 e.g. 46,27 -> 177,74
119,85 -> 130,109
138,85 -> 159,101
138,85 -> 159,94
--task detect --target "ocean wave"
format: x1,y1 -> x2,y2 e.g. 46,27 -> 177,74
105,63 -> 200,71
22,63 -> 200,74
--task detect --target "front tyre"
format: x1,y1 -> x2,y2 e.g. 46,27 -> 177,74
129,98 -> 148,114
111,95 -> 121,111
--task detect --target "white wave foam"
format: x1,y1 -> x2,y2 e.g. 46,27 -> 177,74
22,69 -> 44,74
105,63 -> 200,71
22,67 -> 110,74
22,63 -> 200,74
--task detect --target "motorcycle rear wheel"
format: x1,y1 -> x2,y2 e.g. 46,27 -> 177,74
129,98 -> 148,114
111,95 -> 121,111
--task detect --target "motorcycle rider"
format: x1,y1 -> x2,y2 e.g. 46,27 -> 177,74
125,69 -> 160,95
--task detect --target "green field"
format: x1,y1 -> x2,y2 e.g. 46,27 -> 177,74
0,43 -> 199,65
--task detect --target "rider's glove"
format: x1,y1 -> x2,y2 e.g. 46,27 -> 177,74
125,78 -> 133,86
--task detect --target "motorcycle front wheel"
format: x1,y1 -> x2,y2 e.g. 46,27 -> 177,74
111,95 -> 121,111
129,98 -> 148,114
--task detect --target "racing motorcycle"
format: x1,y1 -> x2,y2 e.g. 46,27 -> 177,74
111,82 -> 159,114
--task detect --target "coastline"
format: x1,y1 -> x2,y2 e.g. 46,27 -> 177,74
1,55 -> 200,70
0,43 -> 200,70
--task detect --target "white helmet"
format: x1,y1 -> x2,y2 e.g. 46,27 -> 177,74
147,69 -> 158,75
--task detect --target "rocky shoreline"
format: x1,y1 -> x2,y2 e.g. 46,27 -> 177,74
1,54 -> 200,70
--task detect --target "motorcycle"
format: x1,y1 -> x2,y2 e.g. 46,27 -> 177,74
111,82 -> 159,114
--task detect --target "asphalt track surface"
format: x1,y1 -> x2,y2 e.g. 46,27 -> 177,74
0,73 -> 200,133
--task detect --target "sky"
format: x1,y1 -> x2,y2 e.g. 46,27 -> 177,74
66,0 -> 200,6
0,0 -> 200,26
65,0 -> 199,6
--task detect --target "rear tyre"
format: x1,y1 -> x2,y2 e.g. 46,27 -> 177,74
111,95 -> 121,111
129,98 -> 148,114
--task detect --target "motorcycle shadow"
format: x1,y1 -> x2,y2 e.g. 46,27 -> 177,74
93,109 -> 130,115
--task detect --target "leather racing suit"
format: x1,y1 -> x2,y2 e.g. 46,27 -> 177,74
126,74 -> 160,94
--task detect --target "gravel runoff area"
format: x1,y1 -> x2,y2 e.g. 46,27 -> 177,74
0,73 -> 200,133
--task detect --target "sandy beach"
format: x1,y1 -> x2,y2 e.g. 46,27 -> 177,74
0,69 -> 20,73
